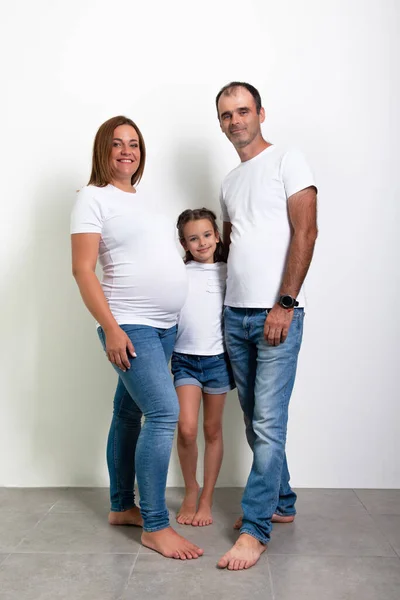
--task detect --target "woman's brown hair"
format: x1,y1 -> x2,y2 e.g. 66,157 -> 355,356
177,208 -> 227,263
88,116 -> 146,188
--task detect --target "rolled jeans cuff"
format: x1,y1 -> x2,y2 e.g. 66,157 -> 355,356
240,527 -> 269,546
275,509 -> 296,517
111,501 -> 136,512
141,509 -> 170,533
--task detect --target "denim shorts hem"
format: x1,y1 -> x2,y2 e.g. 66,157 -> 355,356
174,378 -> 234,394
174,377 -> 202,389
203,384 -> 235,394
240,528 -> 269,545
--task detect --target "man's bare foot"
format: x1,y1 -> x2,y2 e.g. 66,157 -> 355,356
271,513 -> 295,523
217,533 -> 266,570
141,526 -> 204,559
192,498 -> 213,527
233,513 -> 295,529
176,486 -> 199,525
108,506 -> 143,527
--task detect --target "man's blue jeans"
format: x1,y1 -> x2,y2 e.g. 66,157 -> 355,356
224,307 -> 304,545
97,324 -> 178,533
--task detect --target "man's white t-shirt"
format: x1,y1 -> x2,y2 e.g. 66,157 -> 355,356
174,262 -> 227,356
220,146 -> 316,308
71,184 -> 188,328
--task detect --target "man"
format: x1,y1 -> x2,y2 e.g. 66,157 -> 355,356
216,82 -> 318,570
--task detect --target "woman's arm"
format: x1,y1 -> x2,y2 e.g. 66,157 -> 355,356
71,233 -> 135,371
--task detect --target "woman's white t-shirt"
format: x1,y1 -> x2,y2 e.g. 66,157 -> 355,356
174,262 -> 227,356
70,184 -> 188,328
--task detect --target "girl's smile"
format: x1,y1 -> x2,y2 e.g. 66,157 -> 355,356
181,219 -> 220,264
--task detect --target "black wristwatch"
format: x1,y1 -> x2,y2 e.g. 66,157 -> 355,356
278,295 -> 299,309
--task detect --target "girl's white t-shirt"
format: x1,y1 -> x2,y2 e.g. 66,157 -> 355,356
174,261 -> 227,356
70,184 -> 188,328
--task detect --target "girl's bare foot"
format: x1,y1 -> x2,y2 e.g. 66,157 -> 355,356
233,513 -> 295,529
192,498 -> 213,527
141,527 -> 204,559
176,486 -> 199,525
108,506 -> 143,527
217,533 -> 266,570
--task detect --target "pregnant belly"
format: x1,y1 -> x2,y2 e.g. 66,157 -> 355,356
102,265 -> 188,316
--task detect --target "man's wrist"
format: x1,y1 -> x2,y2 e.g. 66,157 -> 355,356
278,294 -> 299,309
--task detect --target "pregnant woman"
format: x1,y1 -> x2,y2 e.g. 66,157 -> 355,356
71,115 -> 203,560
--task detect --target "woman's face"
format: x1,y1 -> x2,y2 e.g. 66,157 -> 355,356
109,124 -> 141,182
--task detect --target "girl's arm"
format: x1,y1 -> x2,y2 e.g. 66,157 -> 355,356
71,233 -> 135,371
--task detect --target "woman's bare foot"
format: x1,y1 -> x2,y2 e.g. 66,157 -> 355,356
233,513 -> 295,529
176,486 -> 199,525
192,498 -> 213,527
141,527 -> 204,559
217,533 -> 266,570
108,506 -> 143,527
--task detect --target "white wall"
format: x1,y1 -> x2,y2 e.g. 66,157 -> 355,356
1,0 -> 399,488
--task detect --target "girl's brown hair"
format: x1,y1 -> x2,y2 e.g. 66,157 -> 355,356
88,116 -> 146,188
177,208 -> 227,263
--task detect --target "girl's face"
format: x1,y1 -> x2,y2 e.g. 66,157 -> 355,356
182,218 -> 219,264
109,124 -> 141,184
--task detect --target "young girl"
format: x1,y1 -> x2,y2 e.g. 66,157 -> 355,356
172,208 -> 235,527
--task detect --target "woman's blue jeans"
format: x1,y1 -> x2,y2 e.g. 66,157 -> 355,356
97,324 -> 178,533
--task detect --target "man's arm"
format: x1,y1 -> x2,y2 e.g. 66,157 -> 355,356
264,186 -> 318,346
280,186 -> 318,297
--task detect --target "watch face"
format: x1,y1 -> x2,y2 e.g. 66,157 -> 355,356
281,295 -> 293,308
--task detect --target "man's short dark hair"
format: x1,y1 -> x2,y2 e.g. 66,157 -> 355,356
215,82 -> 262,116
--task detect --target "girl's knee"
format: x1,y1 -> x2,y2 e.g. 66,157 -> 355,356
203,422 -> 222,444
178,424 -> 197,446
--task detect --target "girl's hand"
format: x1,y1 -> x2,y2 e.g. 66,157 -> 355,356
104,326 -> 136,372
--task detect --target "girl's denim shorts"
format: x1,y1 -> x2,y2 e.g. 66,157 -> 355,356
171,351 -> 236,394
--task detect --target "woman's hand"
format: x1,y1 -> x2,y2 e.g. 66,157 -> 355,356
104,326 -> 136,372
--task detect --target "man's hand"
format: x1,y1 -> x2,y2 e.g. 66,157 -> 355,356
264,304 -> 294,346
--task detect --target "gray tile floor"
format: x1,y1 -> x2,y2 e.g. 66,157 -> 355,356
0,487 -> 399,599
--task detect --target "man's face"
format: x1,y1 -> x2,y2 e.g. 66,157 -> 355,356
217,87 -> 265,150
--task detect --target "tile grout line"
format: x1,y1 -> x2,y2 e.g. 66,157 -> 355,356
12,500 -> 61,554
352,489 -> 400,559
116,552 -> 139,600
265,552 -> 400,559
367,518 -> 399,559
266,554 -> 276,600
7,550 -> 140,556
0,552 -> 12,568
352,488 -> 369,512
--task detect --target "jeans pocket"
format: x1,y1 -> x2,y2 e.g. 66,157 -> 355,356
292,308 -> 305,320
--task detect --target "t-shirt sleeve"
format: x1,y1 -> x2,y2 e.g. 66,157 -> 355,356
219,187 -> 230,222
70,187 -> 103,234
282,149 -> 317,199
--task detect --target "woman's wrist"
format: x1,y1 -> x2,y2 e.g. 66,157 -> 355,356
102,321 -> 120,334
